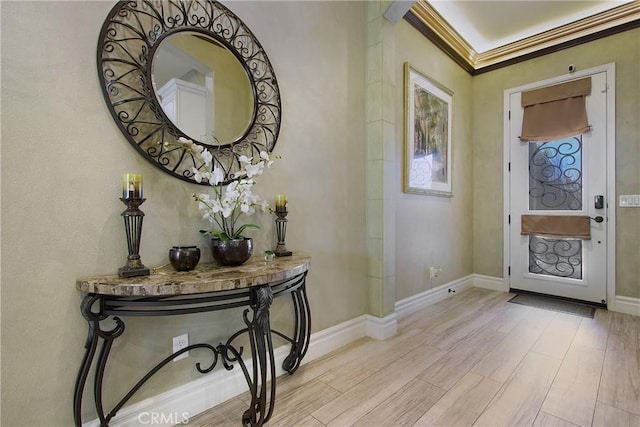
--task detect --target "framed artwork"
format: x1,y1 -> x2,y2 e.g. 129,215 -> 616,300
403,63 -> 453,197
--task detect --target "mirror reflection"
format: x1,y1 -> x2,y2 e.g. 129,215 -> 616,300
152,32 -> 254,145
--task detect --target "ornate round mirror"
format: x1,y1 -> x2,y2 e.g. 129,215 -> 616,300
97,0 -> 281,185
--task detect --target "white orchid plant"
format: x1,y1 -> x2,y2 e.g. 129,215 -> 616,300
166,137 -> 274,241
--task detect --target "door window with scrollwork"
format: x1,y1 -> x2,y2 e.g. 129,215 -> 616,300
528,137 -> 583,279
529,137 -> 582,211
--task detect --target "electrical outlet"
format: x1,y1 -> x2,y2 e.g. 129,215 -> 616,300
430,266 -> 443,278
173,333 -> 189,361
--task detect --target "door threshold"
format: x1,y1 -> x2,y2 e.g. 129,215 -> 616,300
509,288 -> 607,309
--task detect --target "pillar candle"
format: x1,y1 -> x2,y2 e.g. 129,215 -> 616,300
123,174 -> 143,199
275,194 -> 287,212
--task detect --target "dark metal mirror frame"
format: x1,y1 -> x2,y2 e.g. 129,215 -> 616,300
97,0 -> 281,185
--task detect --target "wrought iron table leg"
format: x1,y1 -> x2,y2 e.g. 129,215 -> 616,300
242,285 -> 276,426
74,297 -> 100,427
74,295 -> 125,427
282,277 -> 311,374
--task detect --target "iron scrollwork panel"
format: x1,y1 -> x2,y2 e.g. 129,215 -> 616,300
97,0 -> 281,185
529,136 -> 583,211
529,236 -> 583,280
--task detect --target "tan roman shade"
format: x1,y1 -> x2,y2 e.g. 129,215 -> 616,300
521,215 -> 591,240
520,78 -> 591,142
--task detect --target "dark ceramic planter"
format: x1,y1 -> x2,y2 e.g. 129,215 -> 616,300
210,238 -> 253,266
169,246 -> 201,271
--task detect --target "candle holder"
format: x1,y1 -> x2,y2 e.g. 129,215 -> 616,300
118,198 -> 150,278
274,210 -> 292,257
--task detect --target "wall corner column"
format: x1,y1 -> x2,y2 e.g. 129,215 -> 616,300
365,1 -> 397,320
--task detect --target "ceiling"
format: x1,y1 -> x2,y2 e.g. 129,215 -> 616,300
406,0 -> 640,74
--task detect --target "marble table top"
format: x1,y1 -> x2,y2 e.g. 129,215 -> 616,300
77,252 -> 311,297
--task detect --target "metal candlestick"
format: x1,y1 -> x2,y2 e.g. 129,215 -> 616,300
118,198 -> 150,278
274,209 -> 292,257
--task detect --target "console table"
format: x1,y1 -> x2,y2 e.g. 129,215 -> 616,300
74,253 -> 311,426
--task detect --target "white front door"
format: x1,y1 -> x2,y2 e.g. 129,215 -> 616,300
507,71 -> 610,305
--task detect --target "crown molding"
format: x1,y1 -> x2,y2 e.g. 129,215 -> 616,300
408,0 -> 640,75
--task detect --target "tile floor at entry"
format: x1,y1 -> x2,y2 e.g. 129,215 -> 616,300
184,287 -> 640,427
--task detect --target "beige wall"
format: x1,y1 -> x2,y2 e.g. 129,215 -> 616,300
0,1 -> 367,425
1,1 -> 638,425
472,28 -> 640,298
394,20 -> 474,301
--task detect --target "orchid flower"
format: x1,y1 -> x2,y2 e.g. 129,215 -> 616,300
164,138 -> 276,240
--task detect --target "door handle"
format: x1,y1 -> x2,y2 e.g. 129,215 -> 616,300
590,216 -> 604,223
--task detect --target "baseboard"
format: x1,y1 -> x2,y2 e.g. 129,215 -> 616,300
299,314 -> 369,362
365,312 -> 398,340
472,274 -> 507,292
614,295 -> 640,316
395,274 -> 474,320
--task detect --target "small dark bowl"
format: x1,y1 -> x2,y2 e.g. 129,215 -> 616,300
169,246 -> 201,271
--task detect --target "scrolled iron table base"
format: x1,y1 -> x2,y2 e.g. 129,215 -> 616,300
74,257 -> 311,426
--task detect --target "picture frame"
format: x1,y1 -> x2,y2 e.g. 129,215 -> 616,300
403,63 -> 453,197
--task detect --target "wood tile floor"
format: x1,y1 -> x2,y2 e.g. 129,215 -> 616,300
183,288 -> 640,427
